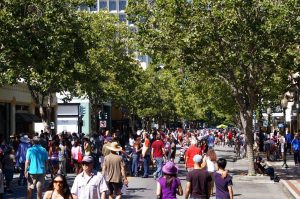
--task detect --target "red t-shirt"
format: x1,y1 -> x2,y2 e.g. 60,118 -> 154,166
152,140 -> 164,158
185,145 -> 201,168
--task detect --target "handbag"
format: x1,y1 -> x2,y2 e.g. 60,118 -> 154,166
77,150 -> 83,163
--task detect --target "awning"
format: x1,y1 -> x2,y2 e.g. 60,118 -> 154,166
16,113 -> 42,123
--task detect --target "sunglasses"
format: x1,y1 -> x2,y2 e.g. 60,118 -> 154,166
82,162 -> 92,165
54,180 -> 63,184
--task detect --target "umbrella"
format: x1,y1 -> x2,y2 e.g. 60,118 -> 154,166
217,124 -> 228,129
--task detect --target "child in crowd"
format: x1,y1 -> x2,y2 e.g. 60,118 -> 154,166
215,158 -> 233,199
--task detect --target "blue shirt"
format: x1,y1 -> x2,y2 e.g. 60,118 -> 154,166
16,142 -> 31,164
26,144 -> 48,174
291,138 -> 300,151
285,133 -> 293,144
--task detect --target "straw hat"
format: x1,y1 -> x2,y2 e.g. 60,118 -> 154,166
106,142 -> 122,152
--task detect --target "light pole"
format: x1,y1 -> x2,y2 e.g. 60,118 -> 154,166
281,97 -> 288,169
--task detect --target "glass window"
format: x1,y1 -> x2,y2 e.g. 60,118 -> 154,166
90,0 -> 98,11
119,0 -> 127,11
109,0 -> 117,11
99,1 -> 107,9
119,14 -> 126,22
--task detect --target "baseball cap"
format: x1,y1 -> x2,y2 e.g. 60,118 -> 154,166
82,156 -> 94,163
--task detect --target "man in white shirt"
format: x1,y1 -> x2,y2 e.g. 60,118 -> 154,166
71,156 -> 108,199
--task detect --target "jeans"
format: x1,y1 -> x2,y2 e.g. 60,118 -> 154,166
131,154 -> 139,175
143,155 -> 150,177
294,150 -> 299,165
18,162 -> 26,184
153,157 -> 163,178
58,159 -> 66,175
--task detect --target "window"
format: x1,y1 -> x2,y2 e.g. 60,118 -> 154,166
109,0 -> 117,11
90,0 -> 97,11
119,0 -> 127,11
99,0 -> 107,9
119,14 -> 126,23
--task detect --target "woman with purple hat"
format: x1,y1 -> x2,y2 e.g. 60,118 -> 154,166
156,162 -> 183,199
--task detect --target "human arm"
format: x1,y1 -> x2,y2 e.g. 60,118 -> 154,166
43,191 -> 50,199
24,160 -> 30,178
156,182 -> 162,198
100,191 -> 106,199
121,160 -> 128,186
185,181 -> 191,199
177,183 -> 183,196
228,185 -> 233,199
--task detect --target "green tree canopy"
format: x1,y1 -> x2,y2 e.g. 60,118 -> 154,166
128,0 -> 299,174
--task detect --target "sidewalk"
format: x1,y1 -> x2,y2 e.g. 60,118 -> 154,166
265,154 -> 300,199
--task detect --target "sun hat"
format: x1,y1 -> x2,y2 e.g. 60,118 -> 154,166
81,155 -> 94,163
20,135 -> 30,143
162,162 -> 179,175
106,142 -> 122,152
193,154 -> 202,163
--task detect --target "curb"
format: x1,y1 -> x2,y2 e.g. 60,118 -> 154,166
281,180 -> 300,199
266,161 -> 300,199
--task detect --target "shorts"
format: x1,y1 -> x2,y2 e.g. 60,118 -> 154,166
27,174 -> 46,190
108,182 -> 122,195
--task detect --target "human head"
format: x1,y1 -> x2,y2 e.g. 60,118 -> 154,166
193,154 -> 202,165
47,174 -> 71,198
217,158 -> 227,170
81,156 -> 94,173
32,136 -> 40,145
162,162 -> 178,175
207,149 -> 217,161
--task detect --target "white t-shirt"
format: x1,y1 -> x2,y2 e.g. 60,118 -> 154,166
206,157 -> 216,172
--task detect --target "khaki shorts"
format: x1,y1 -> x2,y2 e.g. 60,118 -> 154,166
28,174 -> 46,190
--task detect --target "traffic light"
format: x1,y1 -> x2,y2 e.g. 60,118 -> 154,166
98,111 -> 102,119
104,112 -> 108,120
79,105 -> 86,116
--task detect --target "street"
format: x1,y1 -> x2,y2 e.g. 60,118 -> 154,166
5,145 -> 288,199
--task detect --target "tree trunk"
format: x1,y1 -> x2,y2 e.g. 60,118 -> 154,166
129,115 -> 136,134
239,109 -> 255,175
90,98 -> 98,133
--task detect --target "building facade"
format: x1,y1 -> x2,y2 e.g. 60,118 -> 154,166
0,83 -> 57,140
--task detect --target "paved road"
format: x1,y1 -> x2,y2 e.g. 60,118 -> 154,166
6,145 -> 288,199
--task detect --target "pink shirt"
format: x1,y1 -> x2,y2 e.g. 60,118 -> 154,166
71,146 -> 82,160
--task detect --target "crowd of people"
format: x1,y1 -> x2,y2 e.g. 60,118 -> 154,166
0,126 -> 298,198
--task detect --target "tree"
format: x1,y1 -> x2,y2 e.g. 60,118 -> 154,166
73,11 -> 141,132
0,0 -> 85,130
127,0 -> 299,175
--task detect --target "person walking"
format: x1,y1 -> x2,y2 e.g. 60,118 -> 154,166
25,136 -> 48,199
58,141 -> 67,176
102,142 -> 128,199
151,134 -> 165,180
215,158 -> 233,199
185,139 -> 201,172
131,142 -> 142,177
142,132 -> 151,178
291,133 -> 300,166
185,155 -> 212,199
71,156 -> 108,199
202,149 -> 217,196
156,162 -> 183,199
71,140 -> 82,175
16,135 -> 31,186
2,147 -> 15,193
43,174 -> 72,199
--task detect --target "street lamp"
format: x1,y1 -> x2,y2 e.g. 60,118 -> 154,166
281,97 -> 288,169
